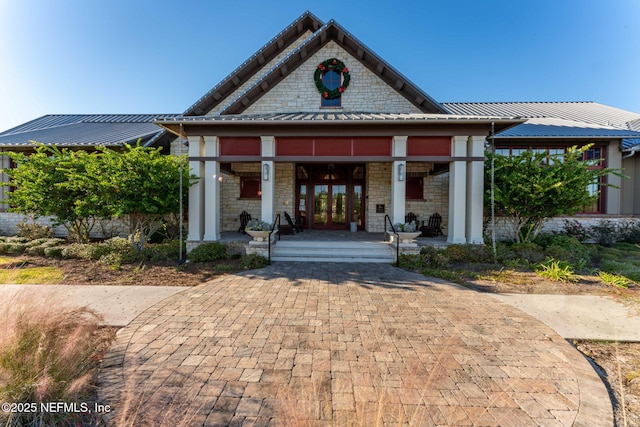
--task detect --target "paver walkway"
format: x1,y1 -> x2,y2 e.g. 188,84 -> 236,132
99,264 -> 612,426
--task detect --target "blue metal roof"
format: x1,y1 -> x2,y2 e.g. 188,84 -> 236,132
0,114 -> 174,148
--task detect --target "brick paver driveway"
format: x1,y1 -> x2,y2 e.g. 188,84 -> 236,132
99,263 -> 611,426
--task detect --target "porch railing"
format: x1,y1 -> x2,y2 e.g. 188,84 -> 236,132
268,214 -> 281,265
385,214 -> 400,267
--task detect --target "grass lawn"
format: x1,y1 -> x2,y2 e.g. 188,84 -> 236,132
0,259 -> 64,284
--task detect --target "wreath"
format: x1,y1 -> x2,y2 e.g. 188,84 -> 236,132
314,58 -> 351,99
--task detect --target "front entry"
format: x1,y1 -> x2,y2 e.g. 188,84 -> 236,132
296,164 -> 365,230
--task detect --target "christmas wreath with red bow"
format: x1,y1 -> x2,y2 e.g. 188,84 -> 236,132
314,58 -> 351,99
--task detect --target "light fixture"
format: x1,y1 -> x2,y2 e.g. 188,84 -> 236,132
398,163 -> 405,181
262,163 -> 270,181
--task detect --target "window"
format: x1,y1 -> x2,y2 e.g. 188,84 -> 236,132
581,146 -> 605,213
406,177 -> 424,200
240,177 -> 261,199
320,70 -> 341,107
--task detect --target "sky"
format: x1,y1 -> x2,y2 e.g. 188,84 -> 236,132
0,0 -> 639,131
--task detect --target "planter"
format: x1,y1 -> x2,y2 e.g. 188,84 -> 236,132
396,231 -> 421,243
246,230 -> 271,242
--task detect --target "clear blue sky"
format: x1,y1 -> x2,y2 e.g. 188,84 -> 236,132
1,0 -> 639,131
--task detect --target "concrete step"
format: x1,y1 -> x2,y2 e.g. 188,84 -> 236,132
270,240 -> 395,263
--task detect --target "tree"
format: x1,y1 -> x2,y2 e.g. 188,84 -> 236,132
94,144 -> 193,250
3,143 -> 194,247
5,146 -> 110,242
485,145 -> 623,243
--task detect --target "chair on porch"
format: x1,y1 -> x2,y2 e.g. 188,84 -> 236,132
405,212 -> 417,226
238,211 -> 251,234
420,213 -> 443,237
283,211 -> 303,234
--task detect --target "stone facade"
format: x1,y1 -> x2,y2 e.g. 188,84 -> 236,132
244,42 -> 422,115
219,162 -> 261,231
405,162 -> 449,231
274,162 -> 295,221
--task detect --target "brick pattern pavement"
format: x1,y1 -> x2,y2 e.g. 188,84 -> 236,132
99,264 -> 612,426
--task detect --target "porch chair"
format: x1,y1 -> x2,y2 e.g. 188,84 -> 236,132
238,211 -> 251,234
284,211 -> 304,233
420,213 -> 443,237
405,212 -> 417,226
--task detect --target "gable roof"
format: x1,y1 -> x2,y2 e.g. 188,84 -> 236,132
184,11 -> 324,116
184,12 -> 446,117
443,102 -> 640,146
0,114 -> 173,148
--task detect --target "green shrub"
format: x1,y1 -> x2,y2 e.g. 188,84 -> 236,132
3,243 -> 27,255
142,240 -> 182,261
103,237 -> 138,263
443,244 -> 492,263
241,253 -> 268,269
16,219 -> 53,240
561,219 -> 590,242
398,254 -> 423,269
43,246 -> 64,258
511,242 -> 546,264
189,242 -> 230,262
619,221 -> 640,244
100,252 -> 123,270
535,258 -> 577,283
601,260 -> 640,282
590,220 -> 620,247
597,271 -> 632,288
214,264 -> 234,273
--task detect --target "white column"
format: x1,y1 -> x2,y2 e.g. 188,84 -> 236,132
261,136 -> 275,224
0,150 -> 9,211
606,139 -> 622,215
466,136 -> 485,244
187,136 -> 204,242
203,136 -> 221,241
448,136 -> 467,244
391,136 -> 408,224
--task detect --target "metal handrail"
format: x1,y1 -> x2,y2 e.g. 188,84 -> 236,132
385,214 -> 400,267
268,214 -> 281,265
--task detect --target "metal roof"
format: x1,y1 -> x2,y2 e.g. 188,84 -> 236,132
494,117 -> 640,139
0,114 -> 173,148
156,112 -> 517,124
443,102 -> 640,129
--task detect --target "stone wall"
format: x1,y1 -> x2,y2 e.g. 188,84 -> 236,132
405,163 -> 449,231
486,215 -> 640,242
244,42 -> 422,115
274,163 -> 295,220
0,213 -> 128,239
220,162 -> 261,231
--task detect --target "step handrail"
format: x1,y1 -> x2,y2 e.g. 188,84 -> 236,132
268,214 -> 281,265
385,214 -> 400,266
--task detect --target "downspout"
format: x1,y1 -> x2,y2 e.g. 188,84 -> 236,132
622,148 -> 639,160
489,122 -> 497,262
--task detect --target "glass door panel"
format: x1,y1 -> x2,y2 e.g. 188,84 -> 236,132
313,185 -> 329,227
353,184 -> 363,228
331,184 -> 346,227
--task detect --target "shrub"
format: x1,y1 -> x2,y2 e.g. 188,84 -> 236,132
590,220 -> 619,247
0,295 -> 114,426
619,221 -> 640,244
597,271 -> 632,288
103,237 -> 138,263
510,243 -> 546,264
535,258 -> 577,283
418,246 -> 450,268
44,246 -> 64,258
544,235 -> 592,267
561,219 -> 590,242
188,242 -> 230,262
601,260 -> 640,282
142,240 -> 182,261
100,252 -> 124,270
442,244 -> 492,264
241,253 -> 268,269
16,219 -> 53,240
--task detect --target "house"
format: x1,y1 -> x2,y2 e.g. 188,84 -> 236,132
2,11 -> 640,248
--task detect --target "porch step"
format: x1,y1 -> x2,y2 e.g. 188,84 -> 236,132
270,240 -> 395,263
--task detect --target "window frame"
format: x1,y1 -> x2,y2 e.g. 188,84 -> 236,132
239,176 -> 261,199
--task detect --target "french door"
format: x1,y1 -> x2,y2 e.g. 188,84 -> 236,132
313,183 -> 347,229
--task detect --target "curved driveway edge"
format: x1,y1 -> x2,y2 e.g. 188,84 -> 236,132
99,263 -> 612,426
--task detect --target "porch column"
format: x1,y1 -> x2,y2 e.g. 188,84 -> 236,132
0,150 -> 9,211
261,136 -> 275,224
391,136 -> 407,224
203,136 -> 221,241
448,136 -> 467,244
466,136 -> 485,244
187,136 -> 204,242
606,139 -> 622,214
